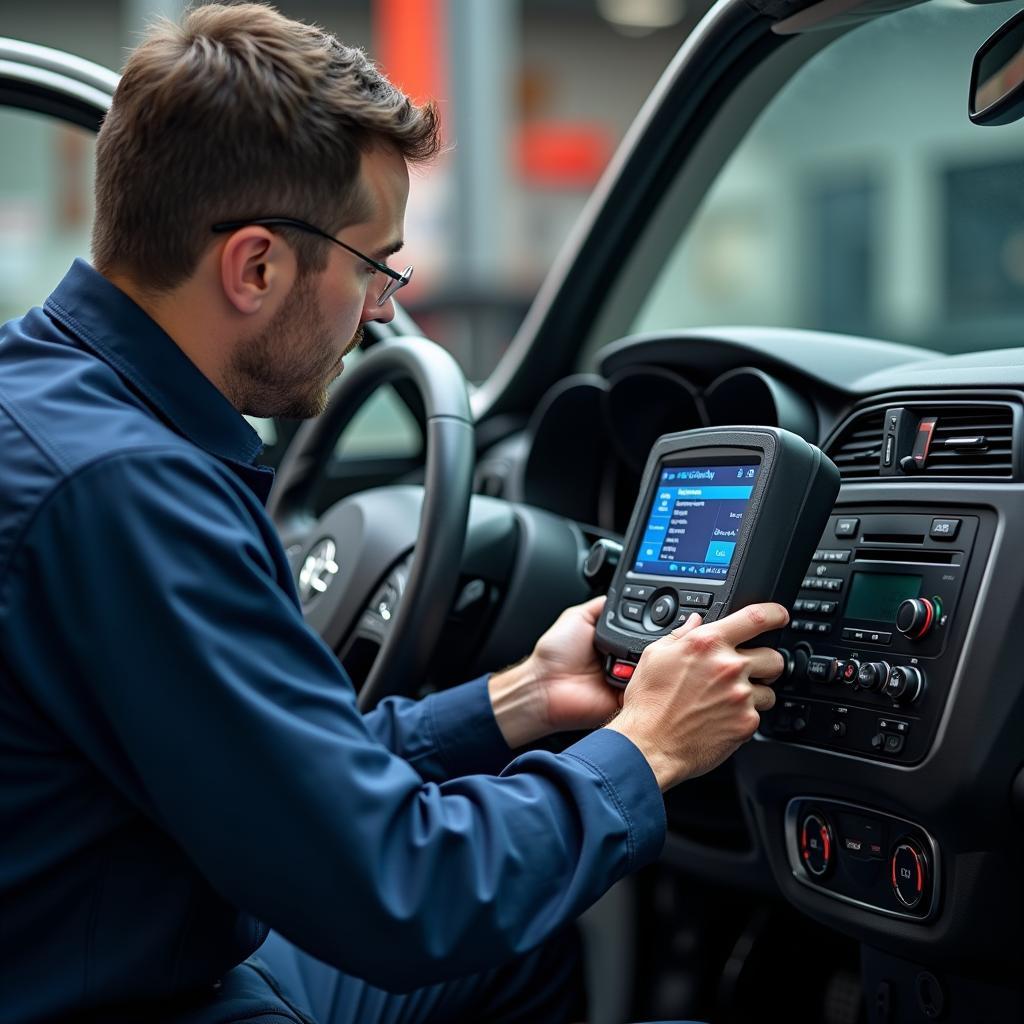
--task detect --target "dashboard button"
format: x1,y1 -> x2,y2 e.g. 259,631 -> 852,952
622,584 -> 654,600
883,733 -> 905,755
819,601 -> 838,615
677,590 -> 713,608
835,517 -> 860,538
929,518 -> 960,541
807,656 -> 837,683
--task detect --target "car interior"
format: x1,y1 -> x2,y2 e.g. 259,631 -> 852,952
3,0 -> 1024,1020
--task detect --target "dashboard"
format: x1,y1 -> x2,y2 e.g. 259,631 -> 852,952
475,325 -> 1024,980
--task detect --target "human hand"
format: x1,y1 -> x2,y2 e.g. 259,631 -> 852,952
605,603 -> 787,791
488,595 -> 620,748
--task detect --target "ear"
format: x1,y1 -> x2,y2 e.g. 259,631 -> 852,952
217,227 -> 297,315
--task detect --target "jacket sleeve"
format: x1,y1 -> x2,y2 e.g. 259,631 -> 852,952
362,677 -> 516,782
1,450 -> 666,991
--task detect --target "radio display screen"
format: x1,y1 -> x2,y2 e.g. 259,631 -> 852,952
632,459 -> 760,579
845,572 -> 922,623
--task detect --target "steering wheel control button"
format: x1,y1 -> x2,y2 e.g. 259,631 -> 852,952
835,517 -> 860,538
649,594 -> 677,626
896,598 -> 936,640
884,665 -> 924,704
610,660 -> 636,682
799,812 -> 834,877
677,590 -> 713,608
929,518 -> 961,540
620,600 -> 644,623
891,840 -> 928,908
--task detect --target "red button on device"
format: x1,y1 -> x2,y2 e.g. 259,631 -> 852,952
611,661 -> 636,681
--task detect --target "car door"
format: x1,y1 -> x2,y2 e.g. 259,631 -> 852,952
0,38 -> 431,509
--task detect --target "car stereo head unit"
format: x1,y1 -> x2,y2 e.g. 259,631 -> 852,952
595,427 -> 840,685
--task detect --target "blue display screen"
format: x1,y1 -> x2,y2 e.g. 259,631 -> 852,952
632,461 -> 761,579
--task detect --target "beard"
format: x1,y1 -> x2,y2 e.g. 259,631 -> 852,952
229,274 -> 363,420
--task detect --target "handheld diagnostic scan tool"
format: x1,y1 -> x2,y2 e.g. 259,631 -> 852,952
595,427 -> 840,685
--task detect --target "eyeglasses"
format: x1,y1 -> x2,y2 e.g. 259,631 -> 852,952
211,216 -> 413,307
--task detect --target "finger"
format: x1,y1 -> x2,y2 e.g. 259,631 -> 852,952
745,646 -> 786,682
576,594 -> 607,624
750,683 -> 776,712
669,612 -> 703,640
709,602 -> 789,647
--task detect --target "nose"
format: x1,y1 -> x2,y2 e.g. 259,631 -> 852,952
361,294 -> 396,326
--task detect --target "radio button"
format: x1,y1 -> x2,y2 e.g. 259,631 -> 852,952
929,518 -> 961,541
814,622 -> 832,635
819,601 -> 838,615
800,599 -> 821,613
896,598 -> 936,640
822,578 -> 843,592
807,656 -> 838,683
678,590 -> 713,608
621,600 -> 644,622
835,517 -> 860,537
837,659 -> 860,687
622,584 -> 654,600
857,661 -> 891,692
842,627 -> 866,642
885,665 -> 924,704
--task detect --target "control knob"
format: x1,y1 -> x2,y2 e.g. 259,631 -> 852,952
857,661 -> 891,693
799,811 -> 834,878
890,838 -> 929,909
896,598 -> 937,640
884,665 -> 924,704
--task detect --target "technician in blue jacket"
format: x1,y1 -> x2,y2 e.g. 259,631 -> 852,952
0,6 -> 784,1023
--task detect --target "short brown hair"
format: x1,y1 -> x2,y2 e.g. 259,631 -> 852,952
92,3 -> 440,291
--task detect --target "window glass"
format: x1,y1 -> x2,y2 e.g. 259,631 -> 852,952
0,108 -> 95,323
628,1 -> 1024,355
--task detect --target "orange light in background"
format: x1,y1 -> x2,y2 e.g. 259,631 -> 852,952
372,0 -> 446,108
517,122 -> 613,190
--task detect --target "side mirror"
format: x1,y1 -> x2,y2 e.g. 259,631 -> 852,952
970,8 -> 1024,126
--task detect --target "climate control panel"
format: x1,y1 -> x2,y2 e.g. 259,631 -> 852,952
760,509 -> 991,763
785,798 -> 938,920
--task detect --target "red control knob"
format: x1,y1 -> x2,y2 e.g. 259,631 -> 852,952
896,598 -> 936,640
890,839 -> 929,909
799,812 -> 833,878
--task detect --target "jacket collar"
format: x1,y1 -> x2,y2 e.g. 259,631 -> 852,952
44,259 -> 265,467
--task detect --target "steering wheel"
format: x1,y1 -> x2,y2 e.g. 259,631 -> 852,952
267,337 -> 475,711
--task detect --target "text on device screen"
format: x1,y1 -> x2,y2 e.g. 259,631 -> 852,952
633,461 -> 761,579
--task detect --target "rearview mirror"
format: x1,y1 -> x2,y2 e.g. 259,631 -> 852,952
970,9 -> 1024,126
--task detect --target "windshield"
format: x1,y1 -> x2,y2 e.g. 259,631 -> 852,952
626,0 -> 1024,355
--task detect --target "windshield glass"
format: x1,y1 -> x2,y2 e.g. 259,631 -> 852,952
628,0 -> 1024,355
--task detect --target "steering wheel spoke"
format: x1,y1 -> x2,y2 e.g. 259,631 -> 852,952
267,338 -> 475,710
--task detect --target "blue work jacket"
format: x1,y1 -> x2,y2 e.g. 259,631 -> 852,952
0,260 -> 665,1023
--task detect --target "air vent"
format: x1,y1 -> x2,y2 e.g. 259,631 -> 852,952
919,406 -> 1014,477
827,402 -> 1017,480
828,410 -> 885,479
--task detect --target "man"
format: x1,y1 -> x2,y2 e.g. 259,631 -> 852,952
0,6 -> 783,1023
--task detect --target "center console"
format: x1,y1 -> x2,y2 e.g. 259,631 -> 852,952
759,508 -> 991,765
